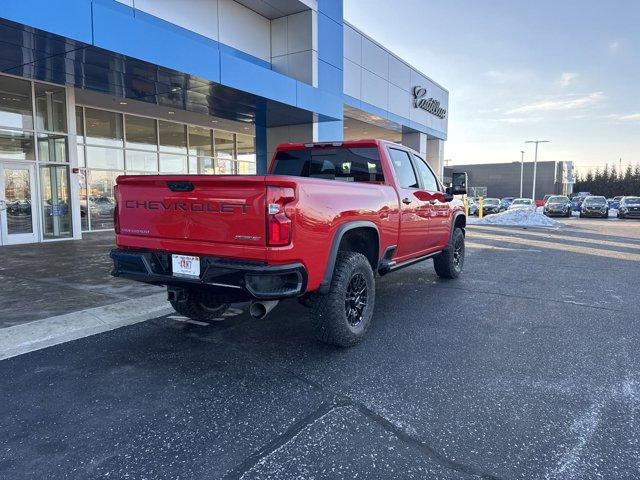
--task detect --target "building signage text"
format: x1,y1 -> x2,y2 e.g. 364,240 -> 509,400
412,86 -> 447,119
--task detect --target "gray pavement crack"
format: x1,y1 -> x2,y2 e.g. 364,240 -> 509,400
183,327 -> 503,480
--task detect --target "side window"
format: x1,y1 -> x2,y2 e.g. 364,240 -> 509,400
388,148 -> 419,188
413,154 -> 439,192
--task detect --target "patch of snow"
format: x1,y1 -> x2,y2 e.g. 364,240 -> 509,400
468,209 -> 561,228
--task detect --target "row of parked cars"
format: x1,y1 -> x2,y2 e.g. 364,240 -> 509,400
467,195 -> 640,219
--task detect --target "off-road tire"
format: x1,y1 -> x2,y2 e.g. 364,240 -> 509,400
434,227 -> 465,279
170,290 -> 230,322
310,251 -> 375,347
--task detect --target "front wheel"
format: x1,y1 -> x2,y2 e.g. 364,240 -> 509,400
310,251 -> 375,347
434,227 -> 465,279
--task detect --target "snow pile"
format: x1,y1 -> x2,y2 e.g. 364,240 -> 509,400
469,208 -> 561,228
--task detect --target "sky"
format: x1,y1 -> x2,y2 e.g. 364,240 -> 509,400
344,0 -> 640,173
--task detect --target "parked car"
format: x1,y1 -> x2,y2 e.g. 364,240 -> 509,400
535,195 -> 552,208
480,197 -> 501,215
580,196 -> 609,218
111,139 -> 468,347
508,198 -> 535,211
607,196 -> 623,209
543,195 -> 571,217
500,197 -> 515,211
617,196 -> 640,219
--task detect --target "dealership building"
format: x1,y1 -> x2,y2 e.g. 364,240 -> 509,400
0,0 -> 448,246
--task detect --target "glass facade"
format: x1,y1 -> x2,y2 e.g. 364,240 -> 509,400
76,106 -> 257,232
0,74 -> 72,242
0,72 -> 258,242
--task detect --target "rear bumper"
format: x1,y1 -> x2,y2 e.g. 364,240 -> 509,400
110,249 -> 307,300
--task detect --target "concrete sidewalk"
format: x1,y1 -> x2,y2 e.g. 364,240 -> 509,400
0,232 -> 163,329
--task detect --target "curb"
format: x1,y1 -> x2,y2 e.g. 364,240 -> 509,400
0,293 -> 173,361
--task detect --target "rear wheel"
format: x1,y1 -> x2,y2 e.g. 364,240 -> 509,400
170,289 -> 230,322
310,251 -> 375,347
434,227 -> 465,279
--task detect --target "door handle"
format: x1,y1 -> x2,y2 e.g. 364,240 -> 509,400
402,197 -> 412,205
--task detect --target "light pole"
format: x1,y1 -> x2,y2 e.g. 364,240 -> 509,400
519,150 -> 525,197
525,140 -> 550,201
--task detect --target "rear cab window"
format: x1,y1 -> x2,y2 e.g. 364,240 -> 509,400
271,147 -> 384,183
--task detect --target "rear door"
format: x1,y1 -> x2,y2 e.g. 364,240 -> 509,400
116,175 -> 267,246
387,147 -> 431,260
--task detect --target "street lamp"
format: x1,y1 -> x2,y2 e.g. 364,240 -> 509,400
525,140 -> 550,201
519,150 -> 525,198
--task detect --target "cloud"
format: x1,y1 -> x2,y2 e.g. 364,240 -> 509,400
609,40 -> 621,53
557,72 -> 578,88
610,113 -> 640,122
507,92 -> 604,114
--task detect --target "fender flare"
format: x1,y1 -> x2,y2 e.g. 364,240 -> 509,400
318,221 -> 380,293
445,212 -> 466,251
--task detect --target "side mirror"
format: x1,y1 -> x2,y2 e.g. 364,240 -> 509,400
450,172 -> 468,195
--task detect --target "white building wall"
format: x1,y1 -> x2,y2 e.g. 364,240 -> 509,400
343,22 -> 449,138
120,0 -> 272,62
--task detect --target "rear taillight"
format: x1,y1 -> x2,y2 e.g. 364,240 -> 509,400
266,186 -> 295,246
113,185 -> 120,234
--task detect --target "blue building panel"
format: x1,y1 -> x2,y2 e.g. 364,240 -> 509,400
317,13 -> 343,71
296,82 -> 342,120
92,2 -> 222,83
318,60 -> 342,95
1,0 -> 93,44
318,0 -> 343,25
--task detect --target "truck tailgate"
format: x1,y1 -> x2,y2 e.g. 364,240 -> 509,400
115,175 -> 267,254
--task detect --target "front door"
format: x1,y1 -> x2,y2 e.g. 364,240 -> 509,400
0,162 -> 38,245
387,147 -> 432,261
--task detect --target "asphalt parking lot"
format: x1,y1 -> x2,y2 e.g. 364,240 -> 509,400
1,218 -> 640,479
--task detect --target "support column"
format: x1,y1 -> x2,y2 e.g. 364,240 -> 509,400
426,138 -> 445,180
401,131 -> 427,158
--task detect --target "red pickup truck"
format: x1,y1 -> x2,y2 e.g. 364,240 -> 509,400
111,139 -> 467,346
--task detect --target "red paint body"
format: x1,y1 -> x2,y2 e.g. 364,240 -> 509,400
114,139 -> 463,293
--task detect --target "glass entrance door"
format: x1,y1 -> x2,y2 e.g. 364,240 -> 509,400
0,162 -> 38,245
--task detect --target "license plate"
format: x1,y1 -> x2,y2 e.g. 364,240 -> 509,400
172,254 -> 200,278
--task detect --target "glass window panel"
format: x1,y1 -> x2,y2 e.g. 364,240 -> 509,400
215,131 -> 235,159
126,150 -> 158,172
159,153 -> 187,173
0,76 -> 33,130
236,134 -> 255,162
199,157 -> 214,174
86,146 -> 124,170
159,120 -> 187,154
77,145 -> 85,167
40,165 -> 73,239
37,134 -> 68,163
85,108 -> 123,147
188,125 -> 213,156
216,158 -> 235,175
75,106 -> 84,143
34,83 -> 67,133
188,156 -> 198,173
125,115 -> 157,151
237,161 -> 256,175
0,129 -> 35,160
87,170 -> 120,230
4,167 -> 33,234
78,170 -> 89,231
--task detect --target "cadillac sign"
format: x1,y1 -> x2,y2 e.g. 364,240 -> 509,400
412,86 -> 447,119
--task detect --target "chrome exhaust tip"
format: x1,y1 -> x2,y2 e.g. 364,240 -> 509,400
248,300 -> 280,319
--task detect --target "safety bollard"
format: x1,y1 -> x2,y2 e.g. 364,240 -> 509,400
463,197 -> 469,216
478,196 -> 484,219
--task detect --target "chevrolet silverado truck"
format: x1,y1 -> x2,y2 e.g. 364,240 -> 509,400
111,139 -> 467,347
